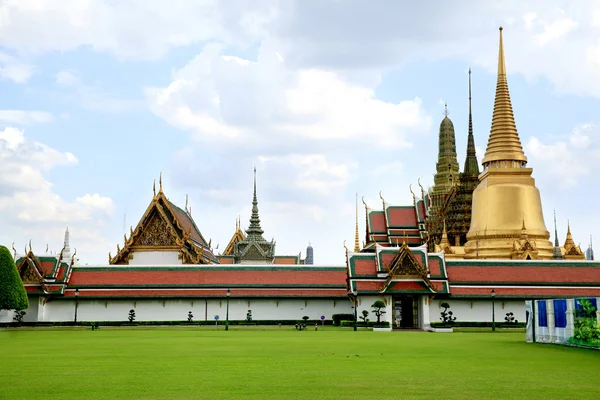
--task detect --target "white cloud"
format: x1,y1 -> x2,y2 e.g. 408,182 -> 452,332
0,52 -> 34,83
0,110 -> 54,125
2,2 -> 600,97
146,44 -> 431,149
54,69 -> 142,113
258,154 -> 355,195
0,127 -> 114,224
526,124 -> 599,189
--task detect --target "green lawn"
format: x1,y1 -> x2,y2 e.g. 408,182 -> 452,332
1,327 -> 599,400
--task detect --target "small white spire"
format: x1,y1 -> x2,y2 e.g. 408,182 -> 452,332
63,227 -> 72,260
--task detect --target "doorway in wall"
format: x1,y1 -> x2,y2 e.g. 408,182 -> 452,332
392,295 -> 419,329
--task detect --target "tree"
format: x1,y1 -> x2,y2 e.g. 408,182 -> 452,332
128,309 -> 136,322
360,310 -> 369,325
187,311 -> 193,322
371,301 -> 386,324
0,245 -> 29,311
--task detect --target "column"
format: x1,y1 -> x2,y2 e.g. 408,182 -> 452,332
421,296 -> 431,330
565,299 -> 574,341
547,300 -> 556,343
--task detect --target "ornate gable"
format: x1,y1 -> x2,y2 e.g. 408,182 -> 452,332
110,178 -> 217,265
222,217 -> 246,256
381,242 -> 435,293
132,211 -> 177,247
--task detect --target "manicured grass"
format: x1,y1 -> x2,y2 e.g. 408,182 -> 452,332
1,327 -> 599,399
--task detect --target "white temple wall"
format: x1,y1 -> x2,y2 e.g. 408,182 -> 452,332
128,251 -> 182,265
32,298 -> 353,323
430,299 -> 526,323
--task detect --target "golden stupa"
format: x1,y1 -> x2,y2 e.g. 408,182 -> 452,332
464,27 -> 554,259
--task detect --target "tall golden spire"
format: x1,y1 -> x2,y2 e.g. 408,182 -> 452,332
464,27 -> 553,260
354,193 -> 360,253
481,27 -> 527,166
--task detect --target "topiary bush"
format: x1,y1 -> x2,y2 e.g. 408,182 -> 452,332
0,245 -> 29,312
332,314 -> 354,326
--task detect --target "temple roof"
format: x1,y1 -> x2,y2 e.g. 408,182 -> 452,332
222,217 -> 246,256
65,264 -> 348,298
109,176 -> 217,264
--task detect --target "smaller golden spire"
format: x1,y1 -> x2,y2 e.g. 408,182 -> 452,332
185,194 -> 189,211
354,193 -> 360,253
159,172 -> 163,193
440,220 -> 450,247
379,191 -> 385,209
153,180 -> 156,197
564,219 -> 576,248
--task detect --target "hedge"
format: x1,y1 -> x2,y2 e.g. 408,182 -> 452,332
340,321 -> 390,328
0,319 -> 335,328
0,245 -> 28,311
332,313 -> 355,326
430,321 -> 526,328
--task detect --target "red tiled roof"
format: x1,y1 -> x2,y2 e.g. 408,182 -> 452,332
66,289 -> 348,298
218,257 -> 235,264
274,257 -> 299,265
429,258 -> 442,276
356,281 -> 382,291
387,281 -> 429,291
167,200 -> 208,247
450,286 -> 600,297
69,268 -> 347,286
370,212 -> 386,232
387,207 -> 418,227
39,260 -> 56,276
447,264 -> 600,284
354,259 -> 377,275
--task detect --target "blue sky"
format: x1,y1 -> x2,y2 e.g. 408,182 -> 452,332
1,1 -> 599,264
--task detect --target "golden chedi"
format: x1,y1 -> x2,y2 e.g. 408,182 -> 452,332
464,27 -> 553,259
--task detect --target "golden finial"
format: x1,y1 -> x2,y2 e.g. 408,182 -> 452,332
482,26 -> 527,166
72,248 -> 77,260
354,193 -> 360,253
361,196 -> 367,208
409,184 -> 416,205
116,244 -> 120,253
567,219 -> 571,235
343,240 -> 348,253
159,172 -> 163,193
417,178 -> 425,200
28,239 -> 32,253
189,206 -> 192,217
130,225 -> 134,235
379,191 -> 386,209
402,231 -> 407,246
440,220 -> 450,247
208,239 -> 212,248
108,252 -> 112,263
124,234 -> 128,245
185,194 -> 189,211
11,242 -> 16,259
153,179 -> 156,197
24,245 -> 27,256
444,103 -> 449,117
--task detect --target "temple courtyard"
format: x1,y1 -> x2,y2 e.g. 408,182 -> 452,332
1,328 -> 598,399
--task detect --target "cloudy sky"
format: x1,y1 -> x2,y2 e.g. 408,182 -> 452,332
1,0 -> 599,265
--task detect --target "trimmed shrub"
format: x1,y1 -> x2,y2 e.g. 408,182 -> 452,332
430,321 -> 526,328
340,321 -> 390,328
0,245 -> 29,311
332,314 -> 354,326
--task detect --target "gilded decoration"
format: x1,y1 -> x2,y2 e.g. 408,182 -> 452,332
381,243 -> 435,293
133,212 -> 177,247
109,178 -> 217,265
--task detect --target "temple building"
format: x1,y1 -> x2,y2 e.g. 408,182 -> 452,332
3,27 -> 599,330
218,168 -> 313,265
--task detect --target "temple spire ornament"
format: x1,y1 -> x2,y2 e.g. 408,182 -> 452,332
246,166 -> 265,239
464,68 -> 479,176
354,193 -> 360,253
552,211 -> 563,260
464,27 -> 553,259
481,27 -> 527,167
